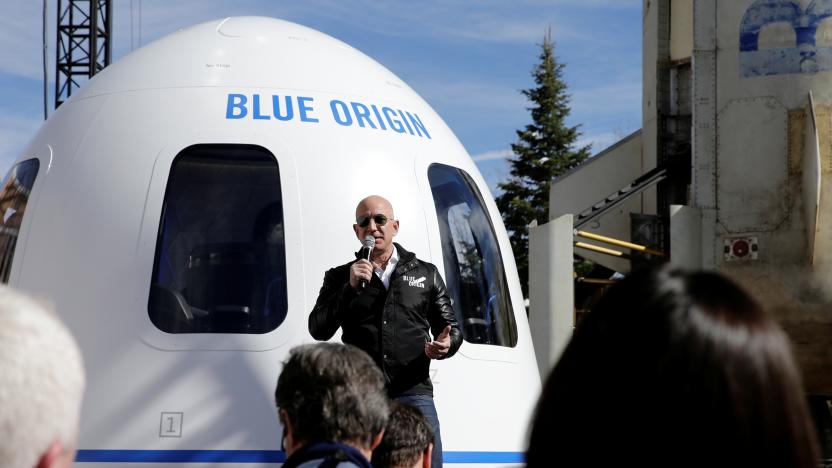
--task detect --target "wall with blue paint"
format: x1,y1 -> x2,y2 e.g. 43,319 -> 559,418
689,0 -> 832,394
740,0 -> 832,77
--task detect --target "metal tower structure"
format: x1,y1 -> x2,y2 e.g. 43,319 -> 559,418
54,0 -> 112,109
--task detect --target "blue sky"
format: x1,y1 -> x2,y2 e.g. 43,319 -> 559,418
0,0 -> 641,193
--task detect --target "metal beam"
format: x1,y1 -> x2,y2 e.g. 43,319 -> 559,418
54,0 -> 112,109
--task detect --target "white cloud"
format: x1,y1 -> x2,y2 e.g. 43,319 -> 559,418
575,130 -> 632,154
418,80 -> 530,114
0,0 -> 257,81
113,0 -> 247,54
271,0 -> 589,44
472,123 -> 638,166
0,1 -> 46,80
472,149 -> 514,162
570,81 -> 642,115
471,131 -> 633,164
549,0 -> 640,8
0,0 -> 642,177
0,0 -> 640,83
428,14 -> 581,44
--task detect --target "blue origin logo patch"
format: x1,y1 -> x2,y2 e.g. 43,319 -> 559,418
404,275 -> 426,288
740,0 -> 832,77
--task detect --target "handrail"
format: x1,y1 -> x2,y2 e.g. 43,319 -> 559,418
574,242 -> 631,259
573,164 -> 668,230
575,277 -> 618,285
575,230 -> 665,257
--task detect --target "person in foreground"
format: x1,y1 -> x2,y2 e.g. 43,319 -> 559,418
526,265 -> 820,468
372,402 -> 434,468
309,195 -> 462,468
275,342 -> 389,468
0,286 -> 86,468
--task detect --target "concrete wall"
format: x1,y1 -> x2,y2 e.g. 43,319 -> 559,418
692,0 -> 832,393
528,214 -> 575,379
642,0 -> 661,214
549,131 -> 644,273
670,0 -> 693,61
670,204 -> 701,269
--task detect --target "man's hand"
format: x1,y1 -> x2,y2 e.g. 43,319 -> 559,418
349,260 -> 373,289
425,325 -> 451,360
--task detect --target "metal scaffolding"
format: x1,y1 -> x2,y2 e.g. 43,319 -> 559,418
54,0 -> 112,109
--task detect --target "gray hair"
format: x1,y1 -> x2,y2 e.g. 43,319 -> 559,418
275,343 -> 389,449
0,286 -> 85,468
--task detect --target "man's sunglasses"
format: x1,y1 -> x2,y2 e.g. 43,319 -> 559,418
357,214 -> 390,228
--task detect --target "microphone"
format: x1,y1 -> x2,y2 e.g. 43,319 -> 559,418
359,235 -> 375,289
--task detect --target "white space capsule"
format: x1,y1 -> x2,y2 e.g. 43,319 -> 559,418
1,17 -> 540,466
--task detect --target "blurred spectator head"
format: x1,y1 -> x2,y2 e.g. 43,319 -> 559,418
275,343 -> 389,456
0,286 -> 85,468
526,265 -> 820,468
372,402 -> 434,468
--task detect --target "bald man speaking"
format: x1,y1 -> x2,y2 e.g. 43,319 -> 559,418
309,195 -> 462,468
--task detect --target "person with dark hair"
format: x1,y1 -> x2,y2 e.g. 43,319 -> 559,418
526,265 -> 821,468
309,195 -> 462,468
275,343 -> 390,468
372,402 -> 435,468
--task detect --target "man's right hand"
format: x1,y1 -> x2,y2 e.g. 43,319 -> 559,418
349,259 -> 374,289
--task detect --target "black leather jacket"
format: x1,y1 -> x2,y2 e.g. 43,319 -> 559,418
309,243 -> 462,397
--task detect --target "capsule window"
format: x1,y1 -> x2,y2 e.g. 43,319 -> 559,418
0,159 -> 39,284
149,145 -> 287,334
428,163 -> 517,347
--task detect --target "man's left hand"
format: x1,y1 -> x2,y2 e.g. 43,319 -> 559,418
425,325 -> 451,360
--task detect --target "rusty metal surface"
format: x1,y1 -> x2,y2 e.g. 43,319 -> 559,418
725,264 -> 832,394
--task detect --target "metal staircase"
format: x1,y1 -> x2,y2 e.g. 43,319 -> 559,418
573,164 -> 669,230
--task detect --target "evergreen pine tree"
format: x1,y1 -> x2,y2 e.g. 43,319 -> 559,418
496,30 -> 590,298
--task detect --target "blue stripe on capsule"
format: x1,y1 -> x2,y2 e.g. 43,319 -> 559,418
75,449 -> 524,464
